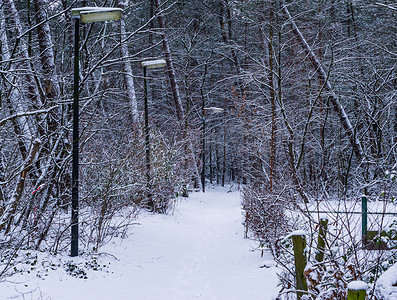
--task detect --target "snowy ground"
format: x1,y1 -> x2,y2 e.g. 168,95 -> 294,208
1,186 -> 280,300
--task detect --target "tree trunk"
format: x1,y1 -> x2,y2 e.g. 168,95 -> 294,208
154,0 -> 201,188
219,0 -> 244,96
0,9 -> 30,159
154,0 -> 185,120
281,2 -> 364,162
4,0 -> 44,136
3,139 -> 41,233
118,0 -> 139,124
34,0 -> 60,100
268,0 -> 277,192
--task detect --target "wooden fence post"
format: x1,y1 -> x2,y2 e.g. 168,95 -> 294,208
291,232 -> 308,299
347,281 -> 367,300
315,218 -> 328,262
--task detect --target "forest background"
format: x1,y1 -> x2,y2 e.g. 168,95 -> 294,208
0,0 -> 396,296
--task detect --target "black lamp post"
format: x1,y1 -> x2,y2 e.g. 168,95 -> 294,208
141,59 -> 166,211
70,7 -> 122,257
201,107 -> 224,192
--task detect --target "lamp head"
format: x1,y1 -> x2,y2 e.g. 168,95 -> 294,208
141,59 -> 167,70
204,107 -> 224,113
71,7 -> 122,23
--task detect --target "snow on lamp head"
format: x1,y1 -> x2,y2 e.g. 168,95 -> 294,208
71,7 -> 122,23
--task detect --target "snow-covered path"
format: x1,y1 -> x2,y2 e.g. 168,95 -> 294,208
2,186 -> 280,300
124,187 -> 280,299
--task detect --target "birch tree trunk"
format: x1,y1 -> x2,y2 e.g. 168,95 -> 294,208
0,8 -> 31,159
34,0 -> 60,100
4,0 -> 44,135
118,0 -> 139,124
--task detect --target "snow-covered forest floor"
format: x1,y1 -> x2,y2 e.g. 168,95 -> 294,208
1,186 -> 280,300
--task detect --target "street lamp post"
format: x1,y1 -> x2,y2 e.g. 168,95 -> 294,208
202,107 -> 224,192
70,7 -> 122,257
141,59 -> 166,211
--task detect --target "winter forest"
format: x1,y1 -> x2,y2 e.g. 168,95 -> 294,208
0,0 -> 396,299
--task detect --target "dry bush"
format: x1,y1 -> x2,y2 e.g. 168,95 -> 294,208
242,183 -> 291,256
